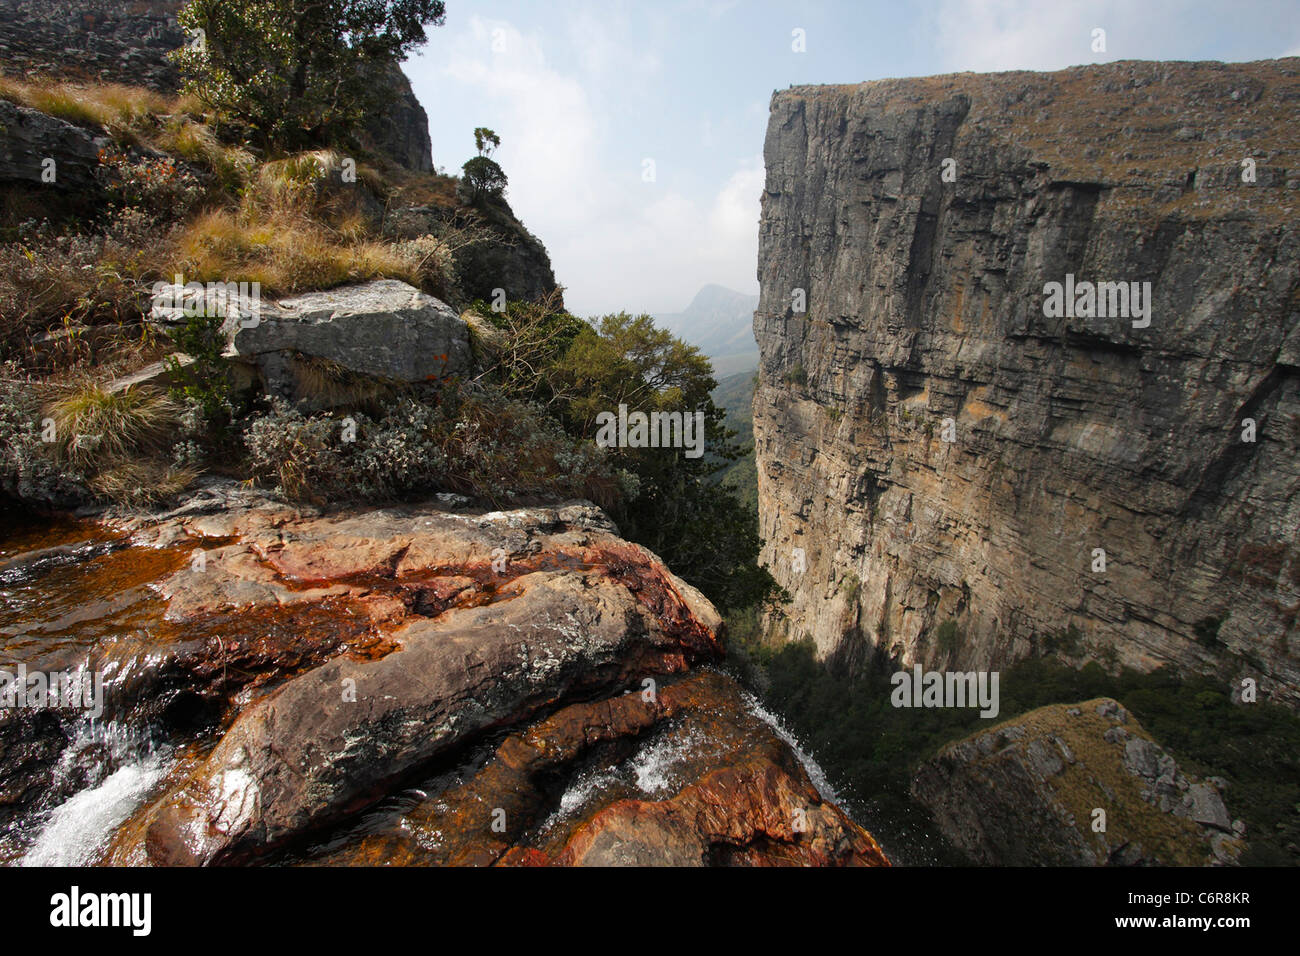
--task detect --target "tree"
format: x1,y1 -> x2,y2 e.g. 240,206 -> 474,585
548,310 -> 776,612
459,126 -> 508,203
171,0 -> 447,150
466,297 -> 779,612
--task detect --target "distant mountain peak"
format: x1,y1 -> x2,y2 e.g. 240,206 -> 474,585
656,284 -> 760,377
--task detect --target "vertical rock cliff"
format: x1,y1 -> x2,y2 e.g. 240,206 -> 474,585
754,60 -> 1300,703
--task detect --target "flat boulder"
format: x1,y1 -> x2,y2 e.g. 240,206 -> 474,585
148,279 -> 472,399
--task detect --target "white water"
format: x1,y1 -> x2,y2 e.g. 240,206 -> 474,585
21,746 -> 171,867
629,727 -> 703,794
741,690 -> 844,805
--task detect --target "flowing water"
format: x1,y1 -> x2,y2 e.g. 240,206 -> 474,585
0,509 -> 892,866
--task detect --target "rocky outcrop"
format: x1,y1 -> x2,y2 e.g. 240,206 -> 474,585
754,59 -> 1300,702
0,485 -> 885,866
387,197 -> 564,308
0,0 -> 184,92
149,279 -> 472,399
0,0 -> 433,173
911,698 -> 1246,865
0,99 -> 106,192
361,61 -> 433,174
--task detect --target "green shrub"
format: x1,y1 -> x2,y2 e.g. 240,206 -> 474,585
243,387 -> 622,507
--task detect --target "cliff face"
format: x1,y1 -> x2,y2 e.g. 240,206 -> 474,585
754,60 -> 1300,703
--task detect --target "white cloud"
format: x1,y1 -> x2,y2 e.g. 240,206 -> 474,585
430,14 -> 758,318
931,0 -> 1129,73
442,18 -> 601,224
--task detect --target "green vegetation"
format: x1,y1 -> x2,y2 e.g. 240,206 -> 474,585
710,369 -> 757,510
165,310 -> 233,429
465,299 -> 776,614
171,0 -> 447,150
728,635 -> 1300,866
459,127 -> 508,204
935,618 -> 961,656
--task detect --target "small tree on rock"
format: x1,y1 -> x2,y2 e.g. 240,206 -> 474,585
459,126 -> 507,204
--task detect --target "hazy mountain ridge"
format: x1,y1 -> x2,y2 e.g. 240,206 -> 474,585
655,283 -> 759,378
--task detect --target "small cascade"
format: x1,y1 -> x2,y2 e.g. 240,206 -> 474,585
8,717 -> 171,865
21,745 -> 173,866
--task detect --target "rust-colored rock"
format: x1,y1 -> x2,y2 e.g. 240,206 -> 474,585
302,671 -> 887,868
3,486 -> 884,868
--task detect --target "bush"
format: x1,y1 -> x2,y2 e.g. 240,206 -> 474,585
0,231 -> 153,367
935,618 -> 961,656
0,362 -> 82,504
165,309 -> 234,429
243,387 -> 623,507
46,383 -> 179,471
171,0 -> 447,151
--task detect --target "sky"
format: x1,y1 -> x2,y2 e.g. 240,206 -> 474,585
401,0 -> 1300,319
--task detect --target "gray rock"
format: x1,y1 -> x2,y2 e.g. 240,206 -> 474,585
148,279 -> 473,399
236,280 -> 471,385
1123,738 -> 1164,780
1209,831 -> 1242,864
1026,738 -> 1065,777
1183,783 -> 1233,831
0,99 -> 105,192
752,60 -> 1300,706
1104,726 -> 1130,744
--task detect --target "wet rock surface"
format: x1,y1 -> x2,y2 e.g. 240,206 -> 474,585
0,488 -> 884,866
910,697 -> 1245,865
293,670 -> 887,868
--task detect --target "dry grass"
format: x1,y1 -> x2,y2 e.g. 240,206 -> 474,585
46,383 -> 179,470
288,354 -> 396,411
158,146 -> 411,294
0,76 -> 173,142
153,116 -> 255,192
169,206 -> 416,294
89,460 -> 201,507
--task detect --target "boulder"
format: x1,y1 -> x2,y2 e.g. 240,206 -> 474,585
148,279 -> 473,400
911,698 -> 1245,865
0,99 -> 105,192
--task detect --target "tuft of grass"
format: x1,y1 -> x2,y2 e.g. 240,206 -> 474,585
90,460 -> 201,507
153,117 -> 253,192
288,354 -> 395,412
169,206 -> 415,294
47,383 -> 179,470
